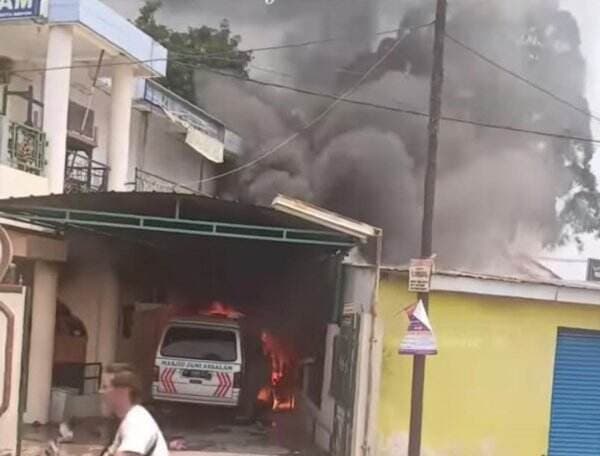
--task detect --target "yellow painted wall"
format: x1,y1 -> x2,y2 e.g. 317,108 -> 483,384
377,275 -> 600,456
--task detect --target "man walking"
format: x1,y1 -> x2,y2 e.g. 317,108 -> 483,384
101,364 -> 168,456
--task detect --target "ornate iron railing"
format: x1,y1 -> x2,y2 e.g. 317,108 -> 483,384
64,150 -> 109,193
0,117 -> 47,176
134,168 -> 199,194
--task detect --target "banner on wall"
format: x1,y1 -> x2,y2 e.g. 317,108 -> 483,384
398,300 -> 437,356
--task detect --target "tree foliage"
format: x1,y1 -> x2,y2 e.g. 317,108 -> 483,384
135,0 -> 252,103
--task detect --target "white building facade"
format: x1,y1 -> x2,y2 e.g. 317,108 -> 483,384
0,0 -> 242,426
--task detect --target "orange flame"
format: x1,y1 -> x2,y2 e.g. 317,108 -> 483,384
202,301 -> 244,319
257,386 -> 272,403
260,330 -> 297,412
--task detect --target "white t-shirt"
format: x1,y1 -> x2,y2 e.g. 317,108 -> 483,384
110,405 -> 169,456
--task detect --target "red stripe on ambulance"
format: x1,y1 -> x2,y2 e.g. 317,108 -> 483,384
160,368 -> 177,394
213,372 -> 232,398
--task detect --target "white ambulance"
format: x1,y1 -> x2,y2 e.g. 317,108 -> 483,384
152,317 -> 243,407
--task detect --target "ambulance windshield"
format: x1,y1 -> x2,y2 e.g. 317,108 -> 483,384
161,326 -> 238,362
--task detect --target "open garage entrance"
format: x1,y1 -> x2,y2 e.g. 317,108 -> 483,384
0,193 -> 377,456
111,234 -> 344,453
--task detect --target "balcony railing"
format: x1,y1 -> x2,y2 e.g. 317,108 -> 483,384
134,168 -> 199,194
0,116 -> 47,176
64,150 -> 109,193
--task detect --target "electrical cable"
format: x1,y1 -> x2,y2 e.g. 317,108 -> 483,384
175,61 -> 600,145
445,32 -> 600,123
3,18 -> 598,187
168,26 -> 407,58
3,25 -> 408,77
181,22 -> 434,187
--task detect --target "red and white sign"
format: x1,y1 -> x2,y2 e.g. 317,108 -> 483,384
399,300 -> 437,356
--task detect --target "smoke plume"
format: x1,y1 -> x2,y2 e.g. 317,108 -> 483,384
193,0 -> 595,275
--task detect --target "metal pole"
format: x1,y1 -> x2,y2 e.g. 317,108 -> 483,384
81,50 -> 105,133
407,0 -> 447,455
26,86 -> 34,126
362,230 -> 383,456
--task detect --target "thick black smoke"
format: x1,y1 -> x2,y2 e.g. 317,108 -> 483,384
192,0 -> 595,274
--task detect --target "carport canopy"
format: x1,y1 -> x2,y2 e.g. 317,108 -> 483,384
0,192 -> 357,248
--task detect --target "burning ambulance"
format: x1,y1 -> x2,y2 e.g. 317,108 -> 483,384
153,316 -> 245,407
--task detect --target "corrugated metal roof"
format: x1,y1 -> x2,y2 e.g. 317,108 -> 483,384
382,265 -> 600,293
0,192 -> 356,249
0,192 -> 326,231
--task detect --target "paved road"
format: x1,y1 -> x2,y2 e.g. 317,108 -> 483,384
21,403 -> 321,456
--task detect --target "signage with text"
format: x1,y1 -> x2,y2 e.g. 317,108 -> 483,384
408,258 -> 434,293
157,358 -> 238,372
0,0 -> 41,20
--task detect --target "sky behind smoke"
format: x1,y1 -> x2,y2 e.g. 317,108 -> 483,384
105,0 -> 600,274
106,0 -> 600,122
106,0 -> 600,147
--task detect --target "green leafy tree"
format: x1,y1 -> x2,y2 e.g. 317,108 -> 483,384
135,0 -> 252,103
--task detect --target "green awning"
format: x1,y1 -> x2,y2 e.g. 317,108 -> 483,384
0,192 -> 355,248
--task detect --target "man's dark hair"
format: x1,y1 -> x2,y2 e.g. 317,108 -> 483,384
106,363 -> 143,404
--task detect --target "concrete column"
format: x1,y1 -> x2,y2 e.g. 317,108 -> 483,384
24,261 -> 59,424
96,265 -> 120,366
108,64 -> 135,191
43,26 -> 73,194
57,234 -> 120,366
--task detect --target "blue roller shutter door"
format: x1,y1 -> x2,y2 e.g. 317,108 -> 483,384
549,329 -> 600,455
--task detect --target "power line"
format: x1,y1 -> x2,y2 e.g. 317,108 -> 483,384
169,26 -> 406,58
6,41 -> 599,146
175,60 -> 600,145
170,51 -> 379,79
183,24 -> 428,187
5,25 -> 407,77
6,48 -> 382,81
445,32 -> 600,124
5,23 -> 599,147
7,57 -> 168,76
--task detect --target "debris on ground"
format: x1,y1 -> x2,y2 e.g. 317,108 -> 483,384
58,423 -> 74,443
168,437 -> 187,451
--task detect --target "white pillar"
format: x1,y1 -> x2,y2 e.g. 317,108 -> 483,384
96,266 -> 120,366
24,261 -> 59,424
57,235 -> 120,366
43,26 -> 73,194
108,64 -> 135,191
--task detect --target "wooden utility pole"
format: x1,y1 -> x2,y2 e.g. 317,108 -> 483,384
407,0 -> 447,455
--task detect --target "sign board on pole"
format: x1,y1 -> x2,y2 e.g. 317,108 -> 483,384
408,258 -> 434,293
399,300 -> 437,356
0,0 -> 41,21
587,259 -> 600,282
